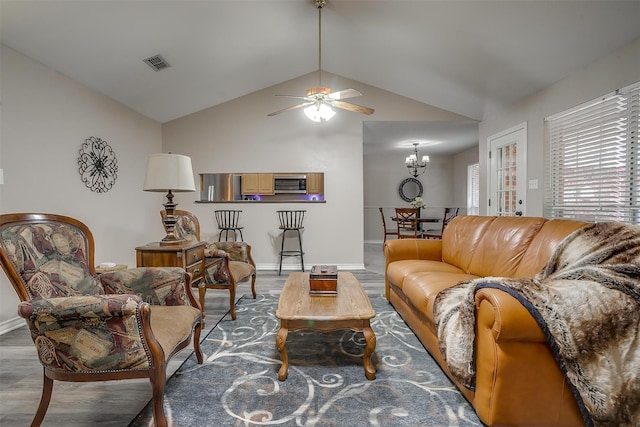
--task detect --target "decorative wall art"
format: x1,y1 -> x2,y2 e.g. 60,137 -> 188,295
77,136 -> 118,193
398,177 -> 423,202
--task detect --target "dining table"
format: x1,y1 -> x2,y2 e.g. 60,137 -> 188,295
391,216 -> 440,232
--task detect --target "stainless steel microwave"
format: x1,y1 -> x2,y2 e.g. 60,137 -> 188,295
274,175 -> 307,194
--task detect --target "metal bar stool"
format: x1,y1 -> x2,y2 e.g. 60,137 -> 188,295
277,210 -> 305,275
214,210 -> 244,241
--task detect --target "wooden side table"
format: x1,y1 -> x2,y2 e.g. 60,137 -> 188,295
135,241 -> 205,287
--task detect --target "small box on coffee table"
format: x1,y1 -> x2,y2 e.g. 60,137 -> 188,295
309,265 -> 338,294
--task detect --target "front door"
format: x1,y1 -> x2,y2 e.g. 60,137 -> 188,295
488,123 -> 527,216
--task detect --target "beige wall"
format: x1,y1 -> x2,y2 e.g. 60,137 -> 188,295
0,45 -> 163,331
479,37 -> 640,216
163,71 -> 470,267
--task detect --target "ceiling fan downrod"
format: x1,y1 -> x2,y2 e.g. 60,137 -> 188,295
314,0 -> 326,87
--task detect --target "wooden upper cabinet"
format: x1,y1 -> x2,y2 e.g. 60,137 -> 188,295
241,174 -> 258,194
258,173 -> 274,194
241,173 -> 274,195
307,173 -> 324,194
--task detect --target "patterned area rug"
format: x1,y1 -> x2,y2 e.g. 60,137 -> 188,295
129,294 -> 482,426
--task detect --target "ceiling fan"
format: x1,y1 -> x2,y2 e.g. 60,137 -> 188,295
268,0 -> 375,122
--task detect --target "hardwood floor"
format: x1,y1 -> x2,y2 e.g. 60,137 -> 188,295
0,244 -> 386,426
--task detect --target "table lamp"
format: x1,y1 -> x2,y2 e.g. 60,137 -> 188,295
143,153 -> 196,245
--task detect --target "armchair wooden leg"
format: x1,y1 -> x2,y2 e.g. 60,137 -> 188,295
198,285 -> 206,321
193,322 -> 204,364
31,371 -> 53,427
250,273 -> 257,299
149,366 -> 168,427
229,284 -> 236,320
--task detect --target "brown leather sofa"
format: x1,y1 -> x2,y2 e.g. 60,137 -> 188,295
384,215 -> 588,427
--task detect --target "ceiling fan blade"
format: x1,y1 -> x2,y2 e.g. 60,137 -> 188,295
328,88 -> 362,100
275,94 -> 311,100
332,100 -> 375,115
267,102 -> 314,117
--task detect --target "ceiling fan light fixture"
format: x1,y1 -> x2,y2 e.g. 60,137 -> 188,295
267,0 -> 374,120
304,103 -> 336,122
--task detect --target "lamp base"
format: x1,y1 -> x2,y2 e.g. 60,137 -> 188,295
160,235 -> 182,246
160,191 -> 184,246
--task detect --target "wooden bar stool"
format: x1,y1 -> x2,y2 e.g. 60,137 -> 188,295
277,210 -> 306,275
214,210 -> 244,241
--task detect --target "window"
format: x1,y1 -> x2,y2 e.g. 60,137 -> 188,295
545,81 -> 640,224
467,163 -> 480,215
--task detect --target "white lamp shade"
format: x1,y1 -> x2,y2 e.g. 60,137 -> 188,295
143,153 -> 196,192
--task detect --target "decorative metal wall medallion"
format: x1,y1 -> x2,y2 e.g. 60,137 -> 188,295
398,177 -> 423,202
78,137 -> 118,193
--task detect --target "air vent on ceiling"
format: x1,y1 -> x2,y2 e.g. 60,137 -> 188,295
143,54 -> 170,71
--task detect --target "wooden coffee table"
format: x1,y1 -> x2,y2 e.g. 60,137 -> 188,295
275,272 -> 376,381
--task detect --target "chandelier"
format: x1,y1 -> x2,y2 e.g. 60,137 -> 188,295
405,143 -> 430,177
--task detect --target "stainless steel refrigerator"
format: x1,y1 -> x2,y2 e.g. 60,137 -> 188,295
200,173 -> 242,201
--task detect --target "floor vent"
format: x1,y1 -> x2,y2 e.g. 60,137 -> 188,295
143,54 -> 170,71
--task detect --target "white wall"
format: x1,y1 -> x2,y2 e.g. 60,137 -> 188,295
163,71 -> 470,267
0,45 -> 163,331
479,37 -> 640,216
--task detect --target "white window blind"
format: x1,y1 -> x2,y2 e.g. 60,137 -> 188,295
545,81 -> 640,224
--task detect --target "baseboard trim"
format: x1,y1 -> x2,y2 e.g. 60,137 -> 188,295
0,316 -> 25,336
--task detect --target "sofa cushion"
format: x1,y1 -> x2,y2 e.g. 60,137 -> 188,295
441,216 -> 497,272
466,217 -> 547,277
514,219 -> 587,277
403,272 -> 479,324
228,260 -> 255,283
150,305 -> 201,361
387,260 -> 467,290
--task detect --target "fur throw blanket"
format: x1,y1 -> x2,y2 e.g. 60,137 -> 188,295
433,222 -> 640,427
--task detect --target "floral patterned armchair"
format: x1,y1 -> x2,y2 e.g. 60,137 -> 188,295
162,210 -> 256,320
0,213 -> 203,427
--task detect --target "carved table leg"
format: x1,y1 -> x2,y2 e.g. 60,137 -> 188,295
363,324 -> 377,380
276,326 -> 289,381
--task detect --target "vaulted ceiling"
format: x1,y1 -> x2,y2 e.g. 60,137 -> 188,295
2,0 -> 639,128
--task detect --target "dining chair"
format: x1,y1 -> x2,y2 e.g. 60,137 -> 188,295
0,213 -> 203,427
423,207 -> 460,239
395,207 -> 421,239
379,207 -> 399,249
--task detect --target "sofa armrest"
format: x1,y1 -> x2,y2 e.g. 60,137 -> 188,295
473,288 -> 583,425
18,294 -> 153,373
475,287 -> 546,342
384,239 -> 443,263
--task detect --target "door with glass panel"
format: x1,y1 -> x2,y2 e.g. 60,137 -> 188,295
488,123 -> 527,216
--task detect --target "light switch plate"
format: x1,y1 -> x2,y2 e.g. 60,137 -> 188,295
528,179 -> 539,189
